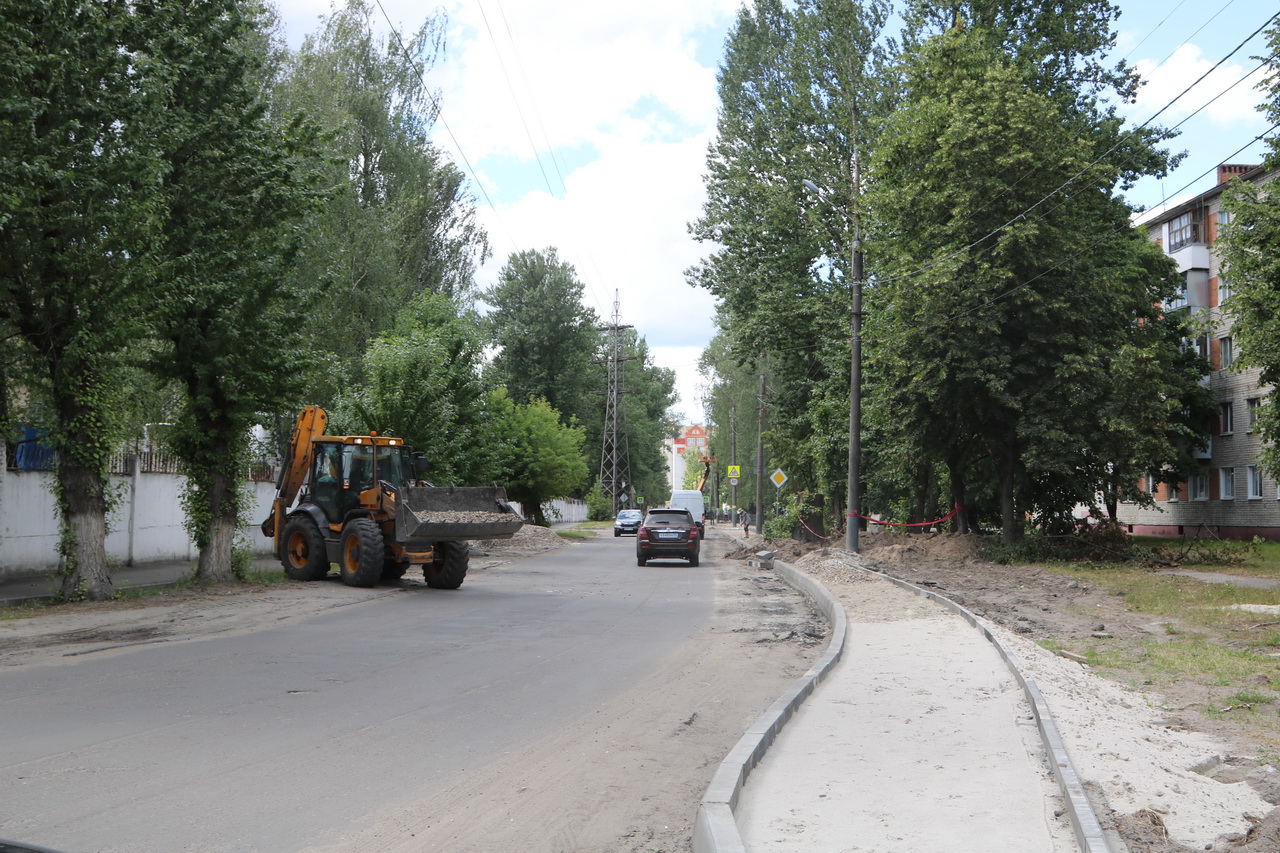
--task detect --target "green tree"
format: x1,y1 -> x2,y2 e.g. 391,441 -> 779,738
0,0 -> 176,599
329,292 -> 497,485
867,26 -> 1199,540
273,0 -> 488,402
482,248 -> 602,430
141,0 -> 325,584
1220,19 -> 1280,478
488,390 -> 589,526
688,0 -> 891,533
616,331 -> 679,505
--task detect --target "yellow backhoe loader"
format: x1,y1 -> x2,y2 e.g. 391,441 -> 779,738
260,406 -> 522,589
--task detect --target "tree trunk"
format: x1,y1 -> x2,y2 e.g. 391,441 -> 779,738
195,468 -> 239,583
58,460 -> 113,600
798,493 -> 825,542
999,433 -> 1021,544
948,455 -> 970,535
1105,480 -> 1118,521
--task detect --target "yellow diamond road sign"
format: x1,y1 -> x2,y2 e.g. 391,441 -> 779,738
770,469 -> 788,488
727,465 -> 741,478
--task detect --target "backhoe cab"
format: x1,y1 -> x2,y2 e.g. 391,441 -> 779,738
261,406 -> 521,589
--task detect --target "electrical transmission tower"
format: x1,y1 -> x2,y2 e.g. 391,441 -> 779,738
598,291 -> 635,514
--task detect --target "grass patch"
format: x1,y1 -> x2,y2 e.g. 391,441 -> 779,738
0,600 -> 55,620
1139,636 -> 1280,682
238,567 -> 291,585
555,528 -> 598,539
112,574 -> 199,600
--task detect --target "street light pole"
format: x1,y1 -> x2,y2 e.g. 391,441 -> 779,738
805,170 -> 861,551
848,217 -> 862,553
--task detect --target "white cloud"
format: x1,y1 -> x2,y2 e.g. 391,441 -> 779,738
273,1 -> 733,419
651,345 -> 711,424
423,1 -> 733,419
1131,43 -> 1268,127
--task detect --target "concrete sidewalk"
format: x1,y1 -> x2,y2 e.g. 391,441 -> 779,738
697,535 -> 1107,853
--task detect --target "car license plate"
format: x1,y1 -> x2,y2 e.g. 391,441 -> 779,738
657,532 -> 679,539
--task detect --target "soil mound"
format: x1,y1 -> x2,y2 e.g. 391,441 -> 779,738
474,523 -> 566,554
862,532 -> 981,563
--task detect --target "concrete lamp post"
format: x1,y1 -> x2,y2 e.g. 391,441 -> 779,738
803,178 -> 862,553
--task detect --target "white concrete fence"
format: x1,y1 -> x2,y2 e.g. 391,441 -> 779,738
0,444 -> 588,581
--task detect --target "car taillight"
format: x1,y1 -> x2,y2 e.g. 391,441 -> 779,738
637,525 -> 648,537
688,526 -> 699,539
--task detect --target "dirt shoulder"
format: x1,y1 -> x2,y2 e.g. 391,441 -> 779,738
0,524 -> 578,669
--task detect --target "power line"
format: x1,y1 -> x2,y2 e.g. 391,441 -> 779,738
475,0 -> 556,197
873,9 -> 1278,288
373,0 -> 521,252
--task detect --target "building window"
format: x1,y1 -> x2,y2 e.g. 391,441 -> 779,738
1220,402 -> 1234,435
1248,398 -> 1262,431
1220,336 -> 1234,370
1189,474 -> 1208,501
1169,211 -> 1201,251
1218,276 -> 1232,302
1249,466 -> 1263,500
1220,467 -> 1235,500
1218,209 -> 1232,227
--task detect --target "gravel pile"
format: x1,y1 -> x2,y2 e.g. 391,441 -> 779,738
410,509 -> 519,523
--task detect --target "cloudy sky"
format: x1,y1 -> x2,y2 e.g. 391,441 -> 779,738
274,0 -> 1275,422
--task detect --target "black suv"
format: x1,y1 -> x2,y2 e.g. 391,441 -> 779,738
636,508 -> 700,566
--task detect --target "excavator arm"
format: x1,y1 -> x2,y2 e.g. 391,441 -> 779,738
695,457 -> 713,492
260,405 -> 328,542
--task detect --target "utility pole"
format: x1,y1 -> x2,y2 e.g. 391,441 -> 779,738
730,406 -> 737,517
754,365 -> 766,535
598,291 -> 635,515
846,81 -> 863,553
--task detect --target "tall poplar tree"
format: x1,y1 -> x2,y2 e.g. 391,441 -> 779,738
688,0 -> 891,529
274,0 -> 488,402
0,0 -> 170,598
145,0 -> 323,583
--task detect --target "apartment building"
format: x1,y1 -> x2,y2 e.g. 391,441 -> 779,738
1118,163 -> 1280,541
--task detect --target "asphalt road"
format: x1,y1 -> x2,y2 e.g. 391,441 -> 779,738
1,537 -> 716,852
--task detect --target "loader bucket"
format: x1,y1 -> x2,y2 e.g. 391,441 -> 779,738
396,486 -> 524,542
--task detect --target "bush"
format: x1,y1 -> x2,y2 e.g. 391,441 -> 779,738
978,521 -> 1150,565
584,482 -> 613,522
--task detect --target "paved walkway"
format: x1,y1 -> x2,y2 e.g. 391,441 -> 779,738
734,579 -> 1077,852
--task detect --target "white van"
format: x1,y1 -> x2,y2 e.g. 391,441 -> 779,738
668,490 -> 706,531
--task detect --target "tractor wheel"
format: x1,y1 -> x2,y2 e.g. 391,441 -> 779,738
424,541 -> 469,589
338,518 -> 383,587
381,560 -> 410,582
281,517 -> 330,581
